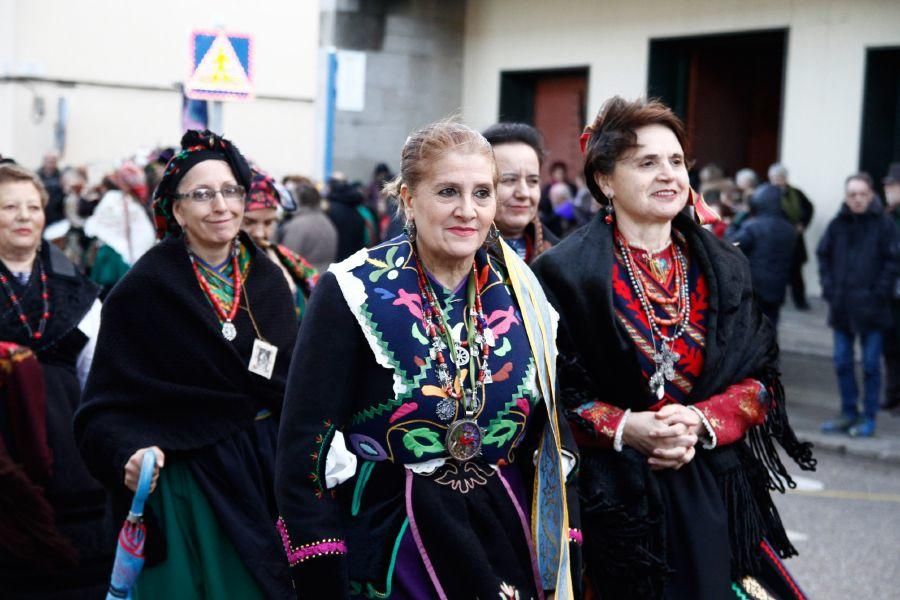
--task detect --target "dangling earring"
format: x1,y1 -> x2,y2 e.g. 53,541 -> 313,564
403,220 -> 417,243
231,235 -> 240,256
483,222 -> 502,248
604,198 -> 615,225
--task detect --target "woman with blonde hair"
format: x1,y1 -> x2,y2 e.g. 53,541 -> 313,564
275,120 -> 578,599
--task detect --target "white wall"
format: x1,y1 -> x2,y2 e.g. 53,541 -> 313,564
462,0 -> 900,294
0,0 -> 319,178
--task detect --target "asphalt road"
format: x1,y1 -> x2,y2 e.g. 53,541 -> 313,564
773,449 -> 900,599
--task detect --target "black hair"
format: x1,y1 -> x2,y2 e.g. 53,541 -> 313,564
481,122 -> 546,167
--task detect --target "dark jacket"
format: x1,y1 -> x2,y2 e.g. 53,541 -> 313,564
728,184 -> 797,305
325,181 -> 376,261
781,185 -> 814,264
817,201 -> 900,333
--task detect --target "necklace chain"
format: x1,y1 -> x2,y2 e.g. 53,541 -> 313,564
0,260 -> 50,340
616,232 -> 691,343
187,241 -> 242,339
414,253 -> 490,419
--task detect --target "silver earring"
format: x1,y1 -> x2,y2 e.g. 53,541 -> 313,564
403,220 -> 417,243
483,222 -> 501,247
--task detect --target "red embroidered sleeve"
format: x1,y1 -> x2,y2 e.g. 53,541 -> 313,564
568,401 -> 626,449
693,378 -> 770,447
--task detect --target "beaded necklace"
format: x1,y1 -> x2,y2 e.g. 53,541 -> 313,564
414,252 -> 491,462
187,240 -> 242,341
615,231 -> 690,399
0,259 -> 50,341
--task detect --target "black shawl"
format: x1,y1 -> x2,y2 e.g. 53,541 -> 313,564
533,213 -> 816,596
74,232 -> 297,489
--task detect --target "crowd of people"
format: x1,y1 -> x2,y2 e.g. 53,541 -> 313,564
1,93 -> 898,600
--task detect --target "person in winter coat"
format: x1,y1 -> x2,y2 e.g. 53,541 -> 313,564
769,164 -> 814,309
324,177 -> 377,261
818,173 -> 900,438
727,184 -> 797,325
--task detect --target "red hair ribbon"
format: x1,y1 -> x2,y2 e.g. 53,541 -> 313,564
688,188 -> 721,225
579,131 -> 591,156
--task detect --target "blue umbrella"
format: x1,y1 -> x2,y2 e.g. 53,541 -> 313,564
106,449 -> 156,600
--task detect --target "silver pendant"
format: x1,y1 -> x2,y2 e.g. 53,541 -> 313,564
653,345 -> 680,380
429,338 -> 447,360
222,321 -> 237,341
436,398 -> 456,422
484,328 -> 496,347
454,343 -> 470,367
445,419 -> 483,462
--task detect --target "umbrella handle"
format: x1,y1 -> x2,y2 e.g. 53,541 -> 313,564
127,449 -> 157,522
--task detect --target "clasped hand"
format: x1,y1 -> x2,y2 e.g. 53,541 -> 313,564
622,404 -> 702,470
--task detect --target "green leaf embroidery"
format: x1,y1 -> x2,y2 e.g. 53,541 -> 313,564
402,428 -> 445,458
483,419 -> 519,447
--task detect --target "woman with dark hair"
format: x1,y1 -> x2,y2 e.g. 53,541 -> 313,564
533,97 -> 816,599
75,130 -> 297,598
275,120 -> 577,599
0,163 -> 113,598
482,123 -> 558,263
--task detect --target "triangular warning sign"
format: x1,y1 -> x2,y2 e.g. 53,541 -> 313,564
186,33 -> 253,100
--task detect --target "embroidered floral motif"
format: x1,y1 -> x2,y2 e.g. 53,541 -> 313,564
428,460 -> 496,494
498,582 -> 520,599
367,246 -> 406,282
276,517 -> 346,566
310,420 -> 337,499
401,427 -> 444,458
694,379 -> 769,446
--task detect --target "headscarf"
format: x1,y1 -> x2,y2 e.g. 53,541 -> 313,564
151,129 -> 252,239
108,161 -> 148,204
246,169 -> 281,212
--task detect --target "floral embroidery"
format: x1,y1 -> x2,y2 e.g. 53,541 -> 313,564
276,517 -> 346,566
401,428 -> 444,458
429,460 -> 496,494
694,379 -> 769,446
310,420 -> 337,499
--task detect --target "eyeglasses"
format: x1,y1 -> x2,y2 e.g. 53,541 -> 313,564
174,185 -> 246,202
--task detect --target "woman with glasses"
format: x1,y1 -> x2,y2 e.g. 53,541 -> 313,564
75,130 -> 298,598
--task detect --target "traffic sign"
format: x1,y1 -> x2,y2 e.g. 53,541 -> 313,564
186,30 -> 254,102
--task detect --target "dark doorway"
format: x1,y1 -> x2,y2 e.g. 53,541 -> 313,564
648,29 -> 787,179
859,47 -> 900,195
499,67 -> 588,181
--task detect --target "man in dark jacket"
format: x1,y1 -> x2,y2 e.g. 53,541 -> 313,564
818,173 -> 900,437
881,163 -> 900,412
769,163 -> 814,309
324,176 -> 377,261
728,184 -> 796,325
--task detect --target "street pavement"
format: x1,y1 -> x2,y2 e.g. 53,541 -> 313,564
772,297 -> 900,599
778,298 -> 900,463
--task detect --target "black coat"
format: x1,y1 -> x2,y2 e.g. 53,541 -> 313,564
325,182 -> 375,260
728,185 -> 797,305
817,202 -> 900,333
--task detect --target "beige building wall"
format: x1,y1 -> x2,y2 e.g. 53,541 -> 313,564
0,0 -> 319,178
462,0 -> 900,294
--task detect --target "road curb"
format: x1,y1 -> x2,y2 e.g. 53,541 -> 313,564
796,429 -> 900,466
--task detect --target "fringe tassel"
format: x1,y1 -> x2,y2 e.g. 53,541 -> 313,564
581,499 -> 669,599
752,369 -> 817,493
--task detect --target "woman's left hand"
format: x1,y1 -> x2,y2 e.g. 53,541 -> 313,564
655,404 -> 702,436
647,404 -> 702,470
